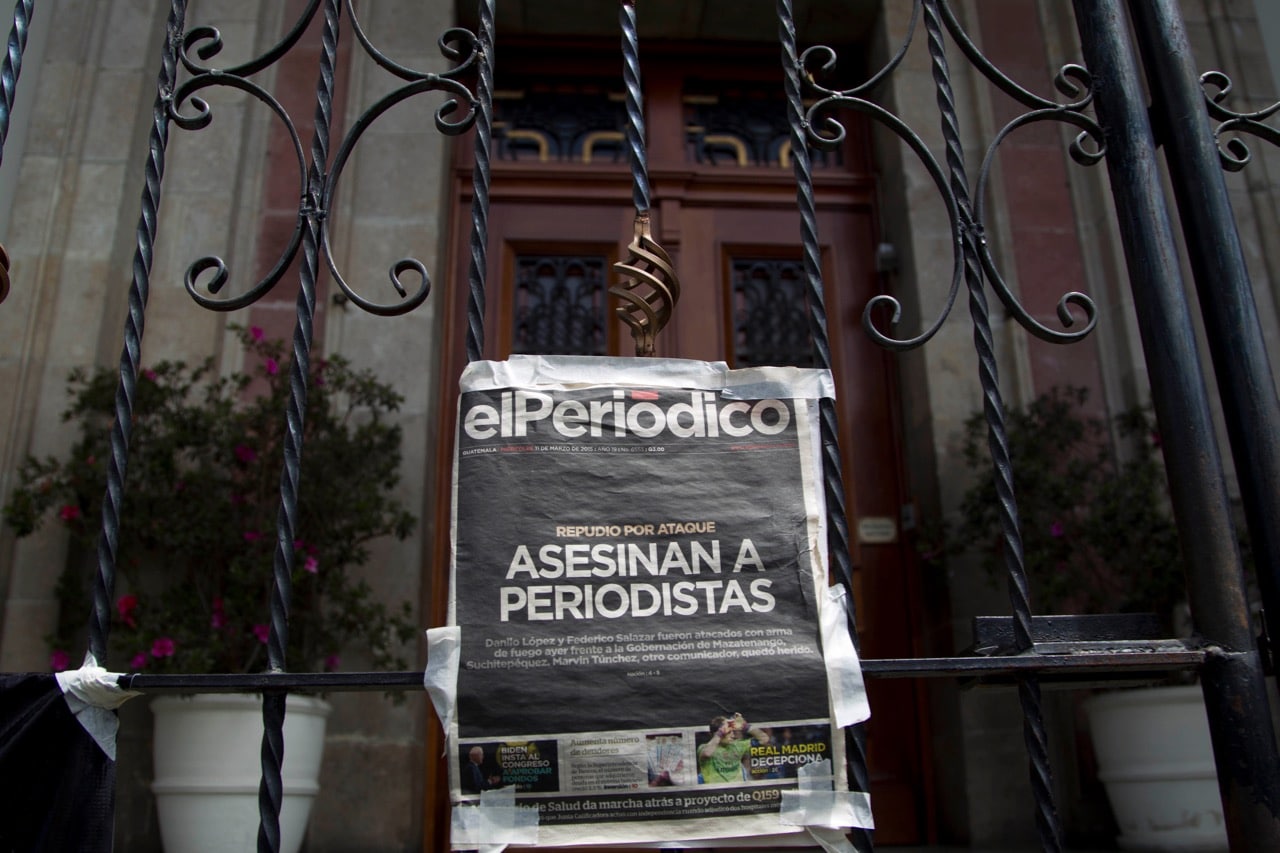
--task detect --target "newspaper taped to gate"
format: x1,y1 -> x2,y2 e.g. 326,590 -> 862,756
445,355 -> 866,848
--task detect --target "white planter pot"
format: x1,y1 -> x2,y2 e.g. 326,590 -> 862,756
1085,685 -> 1226,851
151,694 -> 331,853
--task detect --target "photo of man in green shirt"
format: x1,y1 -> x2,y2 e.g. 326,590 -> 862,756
697,713 -> 771,784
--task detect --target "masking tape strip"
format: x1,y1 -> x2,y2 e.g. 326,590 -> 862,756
451,786 -> 540,850
779,759 -> 874,832
820,585 -> 870,727
424,627 -> 461,740
55,653 -> 140,760
460,354 -> 835,401
806,826 -> 861,853
778,789 -> 875,829
797,758 -> 836,791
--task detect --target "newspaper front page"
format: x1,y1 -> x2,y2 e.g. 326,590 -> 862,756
447,356 -> 856,848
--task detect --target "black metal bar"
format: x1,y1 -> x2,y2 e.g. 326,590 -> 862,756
0,1 -> 24,312
972,612 -> 1166,650
0,1 -> 32,173
777,1 -> 872,848
619,0 -> 650,216
842,652 -> 1203,678
922,0 -> 1033,658
921,2 -> 1062,848
113,648 -> 1206,693
463,0 -> 494,363
1127,0 -> 1280,675
1071,2 -> 1280,849
256,2 -> 342,851
610,0 -> 680,357
87,0 -> 188,668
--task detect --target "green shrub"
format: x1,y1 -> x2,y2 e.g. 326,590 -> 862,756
5,326 -> 417,674
954,387 -> 1185,619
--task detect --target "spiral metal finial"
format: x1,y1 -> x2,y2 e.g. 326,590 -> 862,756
612,212 -> 679,356
610,0 -> 679,356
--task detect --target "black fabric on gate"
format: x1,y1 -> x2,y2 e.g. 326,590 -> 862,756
0,673 -> 115,852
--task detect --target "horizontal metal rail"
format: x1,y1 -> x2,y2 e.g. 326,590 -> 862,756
116,645 -> 1205,693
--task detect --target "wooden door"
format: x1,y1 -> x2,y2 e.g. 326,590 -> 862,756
428,45 -> 929,848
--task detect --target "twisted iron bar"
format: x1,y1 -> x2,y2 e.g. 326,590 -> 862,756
0,0 -> 32,304
0,0 -> 31,168
610,0 -> 679,356
778,2 -> 872,850
464,0 -> 495,363
921,0 -> 1031,652
88,0 -> 188,668
257,2 -> 341,850
921,2 -> 1060,849
618,0 -> 649,214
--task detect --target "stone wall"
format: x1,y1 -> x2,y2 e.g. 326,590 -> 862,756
0,1 -> 453,849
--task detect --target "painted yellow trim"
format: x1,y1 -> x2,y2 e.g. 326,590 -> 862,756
505,129 -> 549,162
582,130 -> 625,162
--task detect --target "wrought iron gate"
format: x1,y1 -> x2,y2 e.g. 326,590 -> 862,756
2,0 -> 1279,850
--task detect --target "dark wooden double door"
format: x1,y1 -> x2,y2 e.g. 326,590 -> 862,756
429,49 -> 930,847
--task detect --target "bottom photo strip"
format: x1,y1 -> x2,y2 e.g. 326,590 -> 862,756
454,719 -> 849,847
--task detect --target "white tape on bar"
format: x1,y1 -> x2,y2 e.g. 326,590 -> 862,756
424,626 -> 461,743
451,786 -> 540,851
780,790 -> 875,830
820,585 -> 870,727
806,826 -> 861,853
460,354 -> 835,401
779,759 -> 874,839
54,653 -> 140,760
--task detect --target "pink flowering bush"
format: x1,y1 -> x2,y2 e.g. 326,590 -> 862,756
951,387 -> 1185,618
5,326 -> 415,673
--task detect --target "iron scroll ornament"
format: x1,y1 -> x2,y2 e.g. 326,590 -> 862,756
796,0 -> 1103,352
1200,70 -> 1280,172
172,0 -> 483,316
